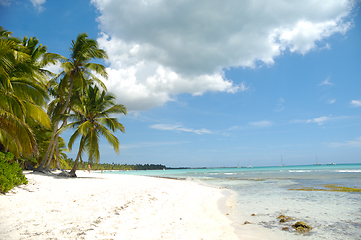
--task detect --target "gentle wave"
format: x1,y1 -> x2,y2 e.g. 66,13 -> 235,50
289,170 -> 312,172
338,170 -> 361,173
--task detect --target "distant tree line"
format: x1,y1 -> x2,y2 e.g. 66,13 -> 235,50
63,157 -> 166,171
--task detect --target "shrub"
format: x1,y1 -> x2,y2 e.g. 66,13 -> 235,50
0,152 -> 28,194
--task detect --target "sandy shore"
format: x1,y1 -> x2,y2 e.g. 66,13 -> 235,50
0,171 -> 275,240
0,171 -> 237,239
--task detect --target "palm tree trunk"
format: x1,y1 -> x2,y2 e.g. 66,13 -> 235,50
44,137 -> 57,171
36,120 -> 59,171
69,146 -> 82,177
55,137 -> 61,170
35,78 -> 74,172
46,113 -> 69,170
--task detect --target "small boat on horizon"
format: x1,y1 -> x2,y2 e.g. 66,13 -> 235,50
314,156 -> 321,165
280,155 -> 286,167
328,162 -> 336,165
248,158 -> 252,168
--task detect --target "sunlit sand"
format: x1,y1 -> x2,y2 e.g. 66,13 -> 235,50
0,171 -> 243,239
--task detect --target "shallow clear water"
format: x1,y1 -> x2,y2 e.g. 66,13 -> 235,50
103,164 -> 361,239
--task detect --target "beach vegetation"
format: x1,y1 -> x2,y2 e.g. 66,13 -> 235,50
0,27 -> 135,179
59,84 -> 126,177
36,32 -> 108,172
0,151 -> 28,194
61,158 -> 167,171
0,26 -> 54,158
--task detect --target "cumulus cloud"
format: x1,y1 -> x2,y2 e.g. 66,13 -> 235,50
30,0 -> 46,12
248,120 -> 272,128
150,124 -> 212,135
91,0 -> 356,110
44,62 -> 62,75
350,100 -> 361,107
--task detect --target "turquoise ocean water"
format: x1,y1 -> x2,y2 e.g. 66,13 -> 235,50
103,164 -> 361,239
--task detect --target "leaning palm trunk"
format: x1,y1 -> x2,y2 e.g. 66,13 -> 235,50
44,137 -> 57,171
69,137 -> 85,177
35,121 -> 59,171
55,137 -> 61,170
70,154 -> 80,177
44,115 -> 69,170
36,79 -> 74,172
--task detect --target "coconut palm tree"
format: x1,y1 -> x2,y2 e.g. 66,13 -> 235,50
0,27 -> 52,157
36,33 -> 108,172
59,84 -> 126,177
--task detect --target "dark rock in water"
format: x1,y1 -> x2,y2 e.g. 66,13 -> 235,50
278,215 -> 293,222
292,221 -> 312,232
282,227 -> 289,231
251,213 -> 256,216
280,217 -> 293,222
243,221 -> 251,225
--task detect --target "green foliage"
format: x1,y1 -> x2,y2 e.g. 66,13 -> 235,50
0,151 -> 28,194
62,157 -> 166,171
61,84 -> 126,175
0,26 -> 52,158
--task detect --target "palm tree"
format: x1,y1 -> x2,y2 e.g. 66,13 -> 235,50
59,84 -> 126,177
36,33 -> 108,172
0,27 -> 52,157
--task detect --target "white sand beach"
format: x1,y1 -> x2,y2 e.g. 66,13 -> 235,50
0,171 -> 275,240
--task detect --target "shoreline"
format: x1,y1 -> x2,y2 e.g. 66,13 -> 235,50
1,170 -> 240,239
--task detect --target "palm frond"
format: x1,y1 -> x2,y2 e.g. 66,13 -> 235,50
96,124 -> 120,154
67,128 -> 81,151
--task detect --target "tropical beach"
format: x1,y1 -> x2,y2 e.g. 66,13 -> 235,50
1,1 -> 361,240
2,164 -> 360,239
105,164 -> 361,240
0,171 -> 280,240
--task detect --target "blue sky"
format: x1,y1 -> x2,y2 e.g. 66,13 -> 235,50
2,0 -> 361,167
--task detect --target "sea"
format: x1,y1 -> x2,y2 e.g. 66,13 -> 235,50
102,164 -> 361,239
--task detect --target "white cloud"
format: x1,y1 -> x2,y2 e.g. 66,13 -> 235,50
328,99 -> 336,104
292,116 -> 332,125
350,100 -> 361,107
97,34 -> 246,110
249,120 -> 272,128
327,137 -> 361,148
44,62 -> 62,75
292,115 -> 348,125
91,0 -> 356,110
275,98 -> 285,112
150,124 -> 212,135
307,116 -> 331,125
319,77 -> 334,86
30,0 -> 46,12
